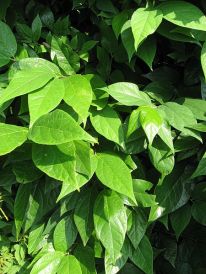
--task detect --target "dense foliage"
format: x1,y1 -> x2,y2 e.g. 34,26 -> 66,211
1,0 -> 206,273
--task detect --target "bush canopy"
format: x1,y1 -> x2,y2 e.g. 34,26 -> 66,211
0,0 -> 206,273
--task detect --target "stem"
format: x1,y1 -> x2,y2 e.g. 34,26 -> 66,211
0,208 -> 9,221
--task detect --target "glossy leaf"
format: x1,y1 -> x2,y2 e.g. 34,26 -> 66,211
131,8 -> 162,50
28,109 -> 96,144
107,82 -> 151,106
28,78 -> 65,125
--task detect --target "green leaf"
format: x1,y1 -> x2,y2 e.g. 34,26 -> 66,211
28,77 -> 65,125
159,1 -> 206,31
131,8 -> 162,50
130,235 -> 153,274
90,105 -> 124,146
74,187 -> 96,246
93,190 -> 127,262
14,183 -> 32,239
112,11 -> 129,39
0,21 -> 17,67
176,98 -> 206,121
32,14 -> 42,41
28,109 -> 96,144
28,224 -> 45,255
149,164 -> 190,221
57,255 -> 82,274
159,102 -> 196,131
148,137 -> 174,175
0,67 -> 55,106
57,149 -> 97,200
74,245 -> 97,274
121,21 -> 135,61
137,36 -> 156,70
96,153 -> 136,203
104,238 -> 131,274
127,209 -> 147,249
30,251 -> 64,274
133,179 -> 157,207
32,143 -> 76,184
107,82 -> 151,106
64,75 -> 93,122
53,215 -> 77,252
0,123 -> 28,156
139,105 -> 163,144
170,204 -> 191,239
201,41 -> 206,80
192,201 -> 206,226
192,151 -> 206,178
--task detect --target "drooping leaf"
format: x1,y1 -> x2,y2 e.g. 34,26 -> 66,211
93,190 -> 127,262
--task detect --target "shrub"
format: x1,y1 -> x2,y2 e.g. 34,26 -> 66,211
0,0 -> 206,273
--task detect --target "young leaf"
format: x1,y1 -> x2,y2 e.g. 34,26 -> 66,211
121,21 -> 135,61
131,8 -> 162,50
96,153 -> 136,203
0,123 -> 28,156
28,109 -> 96,144
93,190 -> 127,262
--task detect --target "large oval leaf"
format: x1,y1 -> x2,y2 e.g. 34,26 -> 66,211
28,109 -> 96,144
